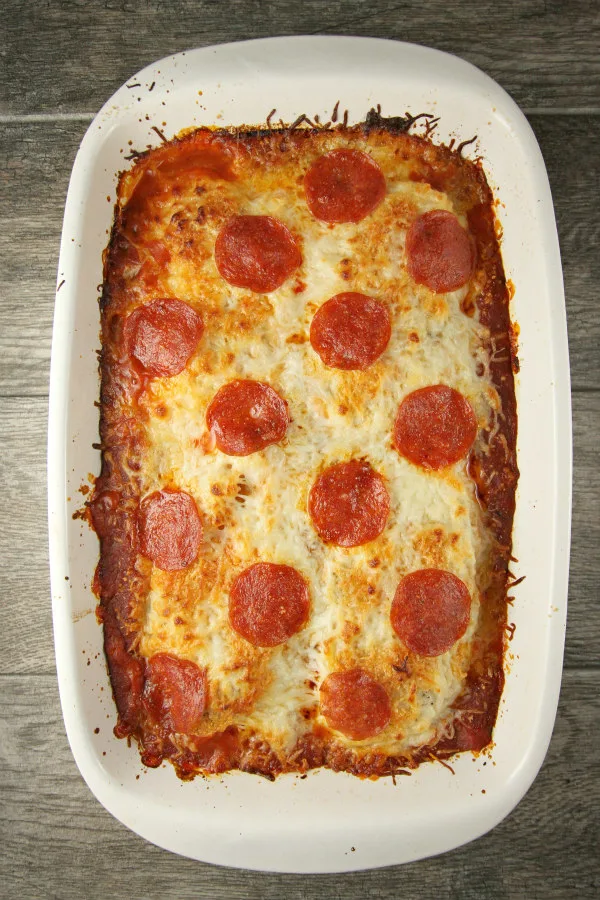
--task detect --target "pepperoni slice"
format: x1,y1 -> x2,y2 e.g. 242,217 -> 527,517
391,568 -> 472,657
229,562 -> 310,647
143,653 -> 207,734
206,379 -> 289,456
304,150 -> 386,224
320,668 -> 391,740
215,215 -> 302,293
138,489 -> 202,571
310,292 -> 391,370
393,384 -> 477,470
124,298 -> 204,377
309,459 -> 390,547
406,209 -> 475,293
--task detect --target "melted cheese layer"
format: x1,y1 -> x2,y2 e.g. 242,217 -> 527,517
116,129 -> 498,759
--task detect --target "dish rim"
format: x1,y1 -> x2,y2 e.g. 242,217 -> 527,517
48,35 -> 571,873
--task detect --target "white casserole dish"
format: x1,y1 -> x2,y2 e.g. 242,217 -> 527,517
48,36 -> 571,873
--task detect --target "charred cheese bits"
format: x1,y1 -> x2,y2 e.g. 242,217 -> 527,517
92,112 -> 519,780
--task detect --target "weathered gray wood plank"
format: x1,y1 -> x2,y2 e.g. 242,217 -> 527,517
0,115 -> 599,397
0,397 -> 51,674
568,393 -> 600,666
1,670 -> 598,899
533,115 -> 600,391
2,0 -> 600,116
0,122 -> 85,395
0,393 -> 597,674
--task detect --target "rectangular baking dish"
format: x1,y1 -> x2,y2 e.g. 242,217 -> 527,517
48,36 -> 571,873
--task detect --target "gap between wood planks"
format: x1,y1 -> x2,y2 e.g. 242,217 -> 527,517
1,108 -> 600,125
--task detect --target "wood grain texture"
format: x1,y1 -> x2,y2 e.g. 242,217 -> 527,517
567,393 -> 600,665
0,397 -> 52,674
1,670 -> 598,899
2,7 -> 599,891
2,0 -> 600,116
0,393 -> 597,675
0,122 -> 85,396
0,115 -> 599,397
533,114 -> 600,392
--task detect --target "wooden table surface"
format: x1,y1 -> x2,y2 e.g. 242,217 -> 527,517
2,2 -> 599,897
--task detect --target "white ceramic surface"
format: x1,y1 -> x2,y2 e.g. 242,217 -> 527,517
48,36 -> 571,873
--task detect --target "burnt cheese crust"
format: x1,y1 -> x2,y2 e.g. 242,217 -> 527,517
91,113 -> 518,779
